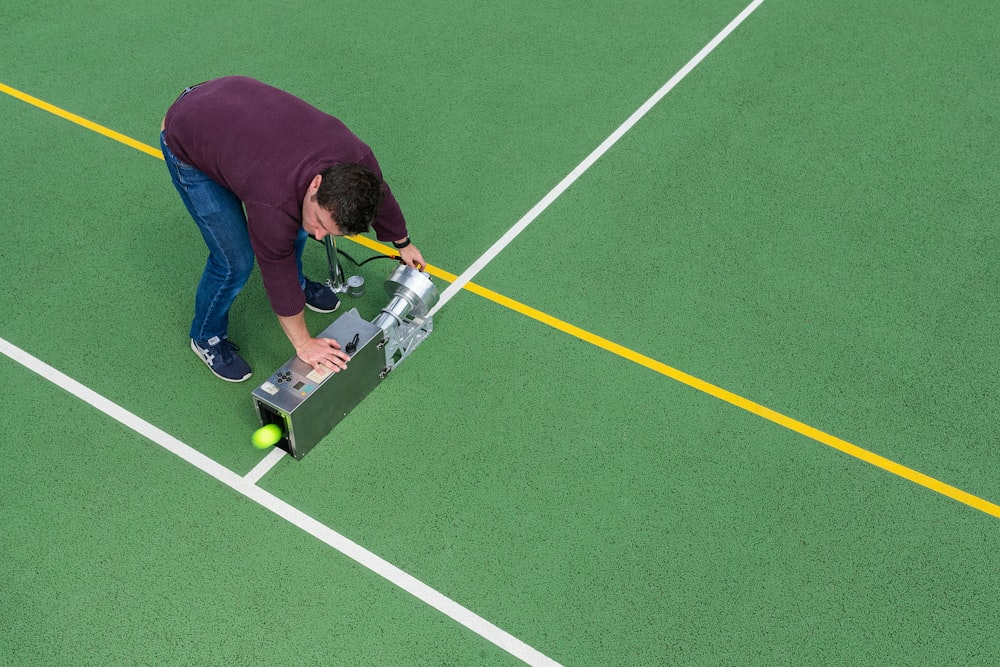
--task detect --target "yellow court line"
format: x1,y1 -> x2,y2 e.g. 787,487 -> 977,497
5,81 -> 998,520
352,219 -> 1000,520
471,286 -> 1000,518
0,82 -> 164,160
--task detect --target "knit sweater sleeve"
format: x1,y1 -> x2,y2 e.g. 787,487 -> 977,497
355,150 -> 408,242
246,203 -> 306,317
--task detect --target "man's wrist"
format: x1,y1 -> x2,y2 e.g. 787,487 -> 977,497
392,236 -> 411,249
276,311 -> 310,350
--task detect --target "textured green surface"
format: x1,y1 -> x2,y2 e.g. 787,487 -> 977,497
2,0 -> 999,665
0,361 -> 511,665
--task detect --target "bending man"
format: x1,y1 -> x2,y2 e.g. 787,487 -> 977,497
161,76 -> 425,382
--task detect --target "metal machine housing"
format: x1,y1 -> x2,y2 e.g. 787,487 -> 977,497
251,264 -> 437,460
251,309 -> 385,460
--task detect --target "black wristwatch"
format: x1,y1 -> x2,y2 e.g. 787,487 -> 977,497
392,237 -> 411,249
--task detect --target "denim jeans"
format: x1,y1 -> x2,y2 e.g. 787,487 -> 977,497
160,131 -> 308,341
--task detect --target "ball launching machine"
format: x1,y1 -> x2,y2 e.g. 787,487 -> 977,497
251,237 -> 438,459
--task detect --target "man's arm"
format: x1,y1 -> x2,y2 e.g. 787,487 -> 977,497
368,177 -> 429,270
395,238 -> 426,270
277,310 -> 350,373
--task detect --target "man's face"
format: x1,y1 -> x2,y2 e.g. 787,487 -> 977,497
302,194 -> 344,241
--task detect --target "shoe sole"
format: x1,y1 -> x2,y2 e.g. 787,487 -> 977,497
190,339 -> 253,383
305,299 -> 342,314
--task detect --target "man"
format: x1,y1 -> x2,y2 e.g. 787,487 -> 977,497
160,76 -> 425,382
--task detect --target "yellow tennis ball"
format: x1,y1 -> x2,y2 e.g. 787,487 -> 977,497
251,424 -> 283,449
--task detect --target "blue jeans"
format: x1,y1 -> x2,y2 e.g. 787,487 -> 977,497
160,131 -> 308,341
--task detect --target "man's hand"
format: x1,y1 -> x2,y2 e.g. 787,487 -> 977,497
295,336 -> 350,374
398,243 -> 427,271
276,311 -> 349,375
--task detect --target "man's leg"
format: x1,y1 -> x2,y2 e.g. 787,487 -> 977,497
161,132 -> 253,381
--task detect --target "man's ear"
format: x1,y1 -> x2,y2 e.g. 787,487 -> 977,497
309,174 -> 322,191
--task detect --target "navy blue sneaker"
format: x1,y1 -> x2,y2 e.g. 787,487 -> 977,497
304,278 -> 341,313
191,336 -> 252,382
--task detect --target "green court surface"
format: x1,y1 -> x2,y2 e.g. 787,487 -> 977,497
2,1 -> 998,665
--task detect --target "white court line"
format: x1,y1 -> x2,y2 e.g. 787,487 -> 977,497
244,445 -> 286,484
430,0 -> 767,317
0,336 -> 562,667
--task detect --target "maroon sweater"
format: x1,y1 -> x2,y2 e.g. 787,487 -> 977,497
163,76 -> 407,316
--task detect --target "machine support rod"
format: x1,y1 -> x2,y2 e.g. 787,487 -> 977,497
323,235 -> 347,292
